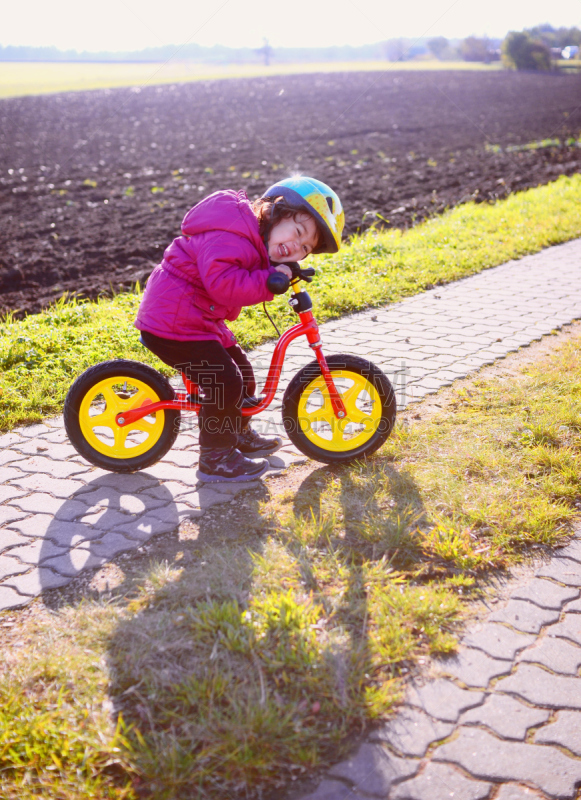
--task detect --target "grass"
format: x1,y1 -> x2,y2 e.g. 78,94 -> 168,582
557,59 -> 581,72
3,330 -> 581,798
485,135 -> 581,153
2,173 -> 581,431
0,60 -> 499,99
0,602 -> 135,799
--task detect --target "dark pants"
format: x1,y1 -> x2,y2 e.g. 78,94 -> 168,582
140,331 -> 256,449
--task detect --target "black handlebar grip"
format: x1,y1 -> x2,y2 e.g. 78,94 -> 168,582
280,262 -> 316,282
266,272 -> 290,295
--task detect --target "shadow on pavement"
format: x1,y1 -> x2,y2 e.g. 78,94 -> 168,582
38,472 -> 180,601
99,460 -> 429,799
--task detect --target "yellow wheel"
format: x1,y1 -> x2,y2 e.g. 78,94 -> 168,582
64,360 -> 180,472
282,355 -> 396,464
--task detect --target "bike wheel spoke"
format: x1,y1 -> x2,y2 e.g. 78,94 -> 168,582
343,406 -> 370,425
87,407 -> 117,429
340,383 -> 365,412
129,416 -> 158,433
340,381 -> 361,407
128,388 -> 152,410
345,383 -> 378,423
112,421 -> 130,450
101,385 -> 124,413
303,388 -> 334,424
329,418 -> 347,446
307,406 -> 333,425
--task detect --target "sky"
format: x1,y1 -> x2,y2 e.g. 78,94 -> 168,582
2,0 -> 581,52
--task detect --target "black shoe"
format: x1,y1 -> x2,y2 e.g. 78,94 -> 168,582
237,426 -> 283,456
197,446 -> 268,483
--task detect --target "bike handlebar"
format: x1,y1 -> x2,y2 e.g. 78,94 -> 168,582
266,262 -> 316,295
291,264 -> 316,282
266,272 -> 290,294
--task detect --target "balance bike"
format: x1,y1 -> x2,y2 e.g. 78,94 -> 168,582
64,265 -> 397,473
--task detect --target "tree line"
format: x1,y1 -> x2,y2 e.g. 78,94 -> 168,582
0,38 -> 496,64
0,25 -> 579,69
502,25 -> 581,70
425,25 -> 581,69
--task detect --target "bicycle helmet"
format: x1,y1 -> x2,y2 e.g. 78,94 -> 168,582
261,176 -> 344,254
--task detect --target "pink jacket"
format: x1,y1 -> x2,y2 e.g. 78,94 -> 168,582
135,190 -> 275,347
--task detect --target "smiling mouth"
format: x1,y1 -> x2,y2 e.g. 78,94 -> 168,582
278,244 -> 290,258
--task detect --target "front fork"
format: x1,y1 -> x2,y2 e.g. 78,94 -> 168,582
311,342 -> 347,419
290,278 -> 347,420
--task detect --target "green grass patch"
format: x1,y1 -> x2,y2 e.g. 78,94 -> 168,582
0,603 -> 135,799
3,331 -> 581,798
0,60 -> 499,100
2,173 -> 581,431
485,136 -> 581,153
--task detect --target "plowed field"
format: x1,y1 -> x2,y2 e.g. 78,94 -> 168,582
1,69 -> 580,316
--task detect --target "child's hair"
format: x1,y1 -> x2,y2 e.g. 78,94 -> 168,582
253,196 -> 323,252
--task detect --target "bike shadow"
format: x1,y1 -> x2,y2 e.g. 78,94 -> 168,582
39,472 -> 182,602
38,469 -> 273,608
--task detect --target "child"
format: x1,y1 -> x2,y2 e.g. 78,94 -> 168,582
135,176 -> 345,482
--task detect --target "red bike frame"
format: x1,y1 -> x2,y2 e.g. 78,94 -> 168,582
115,280 -> 347,429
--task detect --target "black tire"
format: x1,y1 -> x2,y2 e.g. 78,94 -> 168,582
64,360 -> 180,473
282,354 -> 396,464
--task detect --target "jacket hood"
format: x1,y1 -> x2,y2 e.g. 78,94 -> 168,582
181,190 -> 266,254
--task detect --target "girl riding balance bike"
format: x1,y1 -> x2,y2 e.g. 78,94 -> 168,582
64,177 -> 397,482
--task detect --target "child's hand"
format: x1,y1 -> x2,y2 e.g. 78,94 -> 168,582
274,264 -> 293,278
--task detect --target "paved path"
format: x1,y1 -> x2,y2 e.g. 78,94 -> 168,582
299,543 -> 581,800
1,238 -> 581,797
1,239 -> 581,612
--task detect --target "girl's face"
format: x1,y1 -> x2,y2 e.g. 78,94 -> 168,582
267,212 -> 319,262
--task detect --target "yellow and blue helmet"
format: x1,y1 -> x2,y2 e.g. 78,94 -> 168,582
262,176 -> 345,254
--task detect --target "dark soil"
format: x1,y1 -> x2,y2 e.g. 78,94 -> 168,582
1,69 -> 581,317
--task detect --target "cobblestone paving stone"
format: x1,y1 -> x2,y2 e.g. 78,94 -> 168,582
534,710 -> 581,756
554,541 -> 581,564
487,599 -> 562,634
519,635 -> 581,675
461,622 -> 536,661
458,694 -> 550,740
3,239 -> 581,798
432,648 -> 513,688
433,727 -> 581,797
389,762 -> 492,800
537,558 -> 581,587
326,743 -> 420,796
547,613 -> 581,647
406,679 -> 486,722
511,578 -> 579,610
372,708 -> 455,757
